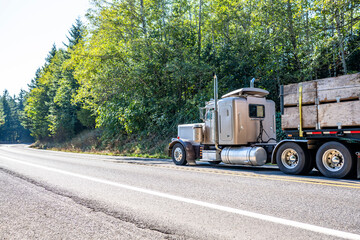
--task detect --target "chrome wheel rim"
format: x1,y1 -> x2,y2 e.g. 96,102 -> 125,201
174,147 -> 183,162
322,149 -> 344,172
281,148 -> 299,169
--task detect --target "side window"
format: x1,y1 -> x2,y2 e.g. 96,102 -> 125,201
206,109 -> 214,120
249,104 -> 265,118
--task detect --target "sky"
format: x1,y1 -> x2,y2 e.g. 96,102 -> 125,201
0,0 -> 92,96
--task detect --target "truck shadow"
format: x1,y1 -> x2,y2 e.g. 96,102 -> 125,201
194,162 -> 332,179
197,163 -> 360,181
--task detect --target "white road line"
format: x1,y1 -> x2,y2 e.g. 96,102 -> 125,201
3,157 -> 360,240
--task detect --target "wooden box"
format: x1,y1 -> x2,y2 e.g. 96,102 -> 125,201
317,73 -> 360,103
282,73 -> 360,130
318,101 -> 360,128
283,81 -> 317,106
281,105 -> 317,129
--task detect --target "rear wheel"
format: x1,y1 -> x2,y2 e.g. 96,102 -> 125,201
276,142 -> 312,175
316,142 -> 353,178
172,143 -> 187,165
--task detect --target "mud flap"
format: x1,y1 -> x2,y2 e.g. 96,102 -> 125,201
183,142 -> 197,166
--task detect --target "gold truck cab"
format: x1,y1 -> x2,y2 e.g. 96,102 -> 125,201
169,87 -> 276,166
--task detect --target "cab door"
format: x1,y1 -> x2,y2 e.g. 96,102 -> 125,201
219,105 -> 233,142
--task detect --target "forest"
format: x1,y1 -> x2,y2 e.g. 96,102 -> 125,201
0,90 -> 32,143
1,0 -> 359,156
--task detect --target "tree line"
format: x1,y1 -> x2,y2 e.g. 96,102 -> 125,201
0,90 -> 32,143
2,0 -> 360,150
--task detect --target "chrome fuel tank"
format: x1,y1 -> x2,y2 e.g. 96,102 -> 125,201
221,146 -> 267,166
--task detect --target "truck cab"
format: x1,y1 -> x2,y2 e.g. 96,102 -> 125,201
169,86 -> 277,167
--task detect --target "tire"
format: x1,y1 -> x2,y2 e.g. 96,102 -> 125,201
171,143 -> 187,165
315,142 -> 353,178
276,142 -> 312,175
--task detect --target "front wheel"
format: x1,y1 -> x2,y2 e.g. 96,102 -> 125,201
316,142 -> 353,178
276,142 -> 312,175
171,143 -> 187,165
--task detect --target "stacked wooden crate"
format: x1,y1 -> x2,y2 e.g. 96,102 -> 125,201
281,73 -> 360,130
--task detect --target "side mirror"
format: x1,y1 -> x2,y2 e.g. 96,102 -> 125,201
199,107 -> 206,122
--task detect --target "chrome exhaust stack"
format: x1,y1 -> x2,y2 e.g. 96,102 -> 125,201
213,74 -> 221,160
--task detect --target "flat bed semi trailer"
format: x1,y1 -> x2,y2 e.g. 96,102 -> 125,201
169,74 -> 360,178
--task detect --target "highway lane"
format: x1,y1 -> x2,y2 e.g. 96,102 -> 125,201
0,170 -> 168,239
0,144 -> 359,239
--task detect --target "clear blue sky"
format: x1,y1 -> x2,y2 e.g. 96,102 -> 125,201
0,0 -> 91,96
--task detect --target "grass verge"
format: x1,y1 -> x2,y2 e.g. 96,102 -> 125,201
31,129 -> 171,159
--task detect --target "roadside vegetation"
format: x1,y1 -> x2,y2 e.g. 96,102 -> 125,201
1,0 -> 359,157
0,91 -> 33,143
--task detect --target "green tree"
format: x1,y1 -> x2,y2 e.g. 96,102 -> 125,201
0,90 -> 32,142
0,90 -> 14,141
23,0 -> 360,151
24,20 -> 90,142
64,18 -> 84,49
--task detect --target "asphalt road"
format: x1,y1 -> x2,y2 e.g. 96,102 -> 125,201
0,144 -> 360,240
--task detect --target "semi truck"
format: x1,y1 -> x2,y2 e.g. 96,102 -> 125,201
168,73 -> 360,179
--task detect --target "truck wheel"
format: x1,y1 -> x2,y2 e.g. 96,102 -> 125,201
172,143 -> 187,165
276,142 -> 312,175
316,142 -> 353,178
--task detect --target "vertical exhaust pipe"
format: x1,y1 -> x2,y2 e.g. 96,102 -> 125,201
250,78 -> 255,88
280,85 -> 284,115
213,74 -> 221,159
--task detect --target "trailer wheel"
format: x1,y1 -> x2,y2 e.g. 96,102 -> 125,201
316,142 -> 353,178
172,143 -> 187,165
276,142 -> 312,175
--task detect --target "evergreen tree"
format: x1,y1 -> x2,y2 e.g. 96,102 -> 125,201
0,90 -> 13,141
64,18 -> 84,49
45,43 -> 57,64
24,19 -> 89,142
0,90 -> 32,142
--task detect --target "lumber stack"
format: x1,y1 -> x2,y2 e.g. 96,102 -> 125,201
281,73 -> 360,130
